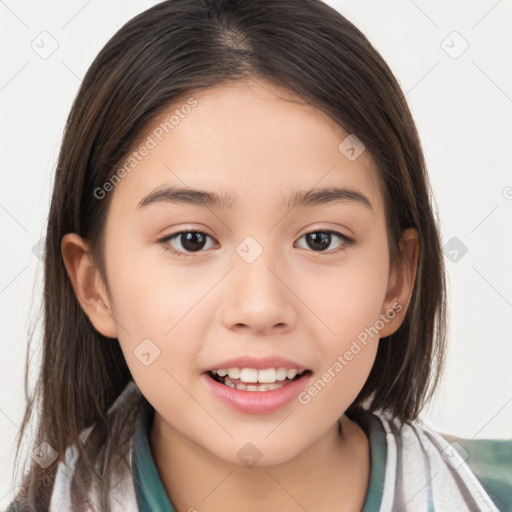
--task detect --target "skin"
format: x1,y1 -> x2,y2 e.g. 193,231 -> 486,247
62,77 -> 418,511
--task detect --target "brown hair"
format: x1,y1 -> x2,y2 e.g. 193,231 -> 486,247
11,0 -> 446,510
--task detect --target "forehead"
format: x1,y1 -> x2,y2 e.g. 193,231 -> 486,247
107,78 -> 382,216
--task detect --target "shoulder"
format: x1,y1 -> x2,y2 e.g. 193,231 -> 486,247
5,382 -> 144,512
437,431 -> 512,512
366,409 -> 511,511
51,382 -> 143,511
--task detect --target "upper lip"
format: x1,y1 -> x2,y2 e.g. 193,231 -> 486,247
203,355 -> 310,373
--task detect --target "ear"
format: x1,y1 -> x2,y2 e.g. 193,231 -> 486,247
61,233 -> 118,338
379,228 -> 419,338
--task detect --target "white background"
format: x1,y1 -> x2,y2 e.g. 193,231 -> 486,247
1,0 -> 511,508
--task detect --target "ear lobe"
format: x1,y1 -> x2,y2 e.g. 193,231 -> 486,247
379,228 -> 419,338
61,233 -> 118,339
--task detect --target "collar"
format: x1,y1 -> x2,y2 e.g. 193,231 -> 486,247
131,406 -> 386,511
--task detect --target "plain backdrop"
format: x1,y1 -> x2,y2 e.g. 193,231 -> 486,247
1,0 -> 511,508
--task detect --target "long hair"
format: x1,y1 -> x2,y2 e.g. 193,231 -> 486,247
12,0 -> 446,509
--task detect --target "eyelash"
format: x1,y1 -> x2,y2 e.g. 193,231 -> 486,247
158,228 -> 354,258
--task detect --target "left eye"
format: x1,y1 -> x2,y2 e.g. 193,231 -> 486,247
159,229 -> 353,257
295,230 -> 353,253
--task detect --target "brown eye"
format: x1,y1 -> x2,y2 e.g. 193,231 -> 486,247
295,230 -> 353,253
160,230 -> 216,257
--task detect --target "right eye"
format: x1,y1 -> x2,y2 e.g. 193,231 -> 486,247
158,230 -> 217,257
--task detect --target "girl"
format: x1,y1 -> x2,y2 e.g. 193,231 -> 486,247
8,0 -> 512,511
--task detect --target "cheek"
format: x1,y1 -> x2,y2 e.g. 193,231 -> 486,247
297,262 -> 386,417
294,232 -> 389,408
104,243 -> 212,387
108,255 -> 207,417
298,340 -> 378,429
299,236 -> 390,343
107,236 -> 209,335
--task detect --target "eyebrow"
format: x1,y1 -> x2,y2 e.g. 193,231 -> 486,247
137,185 -> 373,211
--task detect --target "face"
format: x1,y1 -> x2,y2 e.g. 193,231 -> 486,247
70,78 -> 408,466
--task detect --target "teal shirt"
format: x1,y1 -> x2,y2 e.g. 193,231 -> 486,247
439,432 -> 512,512
6,404 -> 512,511
129,413 -> 386,510
131,408 -> 512,512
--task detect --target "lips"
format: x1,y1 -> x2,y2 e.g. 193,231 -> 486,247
202,370 -> 312,414
201,354 -> 313,414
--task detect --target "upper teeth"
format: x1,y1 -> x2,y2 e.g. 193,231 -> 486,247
214,367 -> 304,383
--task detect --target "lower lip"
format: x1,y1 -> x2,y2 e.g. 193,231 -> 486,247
202,372 -> 311,414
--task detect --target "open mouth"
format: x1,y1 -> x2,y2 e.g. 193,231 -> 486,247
206,369 -> 312,392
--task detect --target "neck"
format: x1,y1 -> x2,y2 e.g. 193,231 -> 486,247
150,413 -> 370,512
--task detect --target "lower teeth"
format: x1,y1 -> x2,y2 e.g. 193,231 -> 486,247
223,381 -> 287,392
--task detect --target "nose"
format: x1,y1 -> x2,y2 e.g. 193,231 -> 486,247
221,244 -> 298,335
